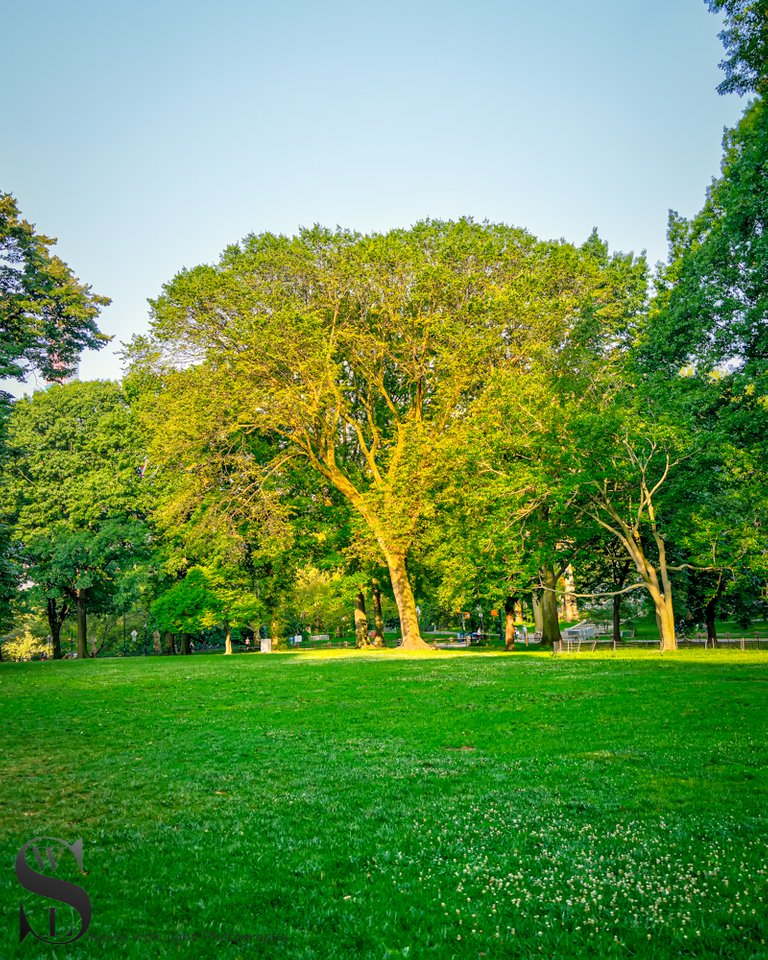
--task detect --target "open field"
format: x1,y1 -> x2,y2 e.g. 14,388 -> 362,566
2,649 -> 767,959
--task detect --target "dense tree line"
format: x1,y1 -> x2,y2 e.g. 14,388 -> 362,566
1,2 -> 766,657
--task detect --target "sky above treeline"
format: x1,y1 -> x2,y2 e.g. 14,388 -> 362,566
3,0 -> 747,390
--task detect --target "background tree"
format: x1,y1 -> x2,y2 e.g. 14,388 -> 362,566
0,194 -> 110,635
151,569 -> 216,654
0,192 -> 110,384
198,561 -> 265,654
127,356 -> 316,650
637,27 -> 768,637
423,232 -> 648,646
707,0 -> 768,95
5,381 -> 150,658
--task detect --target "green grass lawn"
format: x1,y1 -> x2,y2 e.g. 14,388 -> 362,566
625,617 -> 768,642
2,649 -> 767,959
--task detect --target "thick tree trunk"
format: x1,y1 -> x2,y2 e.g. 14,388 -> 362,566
540,566 -> 562,648
651,589 -> 676,651
164,631 -> 175,655
75,588 -> 87,659
46,598 -> 65,660
532,591 -> 544,633
323,467 -> 427,650
224,623 -> 232,655
354,590 -> 370,647
271,616 -> 281,649
504,595 -> 516,650
181,634 -> 191,655
386,551 -> 428,649
371,580 -> 385,647
705,597 -> 718,648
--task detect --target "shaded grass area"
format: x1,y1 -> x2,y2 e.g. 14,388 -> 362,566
1,649 -> 767,958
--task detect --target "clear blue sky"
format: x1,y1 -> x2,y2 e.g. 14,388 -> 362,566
3,0 -> 746,389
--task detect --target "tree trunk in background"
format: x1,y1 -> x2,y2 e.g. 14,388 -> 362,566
563,564 -> 579,621
371,580 -> 385,647
75,588 -> 87,659
354,591 -> 370,647
387,551 -> 429,649
611,559 -> 631,648
701,573 -> 724,648
164,631 -> 175,655
47,598 -> 66,660
50,612 -> 62,660
224,623 -> 232,655
181,634 -> 191,655
532,591 -> 544,633
705,597 -> 718,648
540,566 -> 562,648
613,594 -> 622,648
504,596 -> 516,650
271,616 -> 280,649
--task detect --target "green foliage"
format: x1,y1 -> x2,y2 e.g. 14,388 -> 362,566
139,219 -> 656,643
642,96 -> 768,595
422,231 -> 649,619
0,192 -> 110,383
4,381 -> 151,631
707,0 -> 768,95
151,564 -> 264,639
650,99 -> 768,384
199,562 -> 264,631
150,568 -> 218,636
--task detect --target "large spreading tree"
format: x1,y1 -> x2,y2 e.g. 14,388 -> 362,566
142,220 -> 655,648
